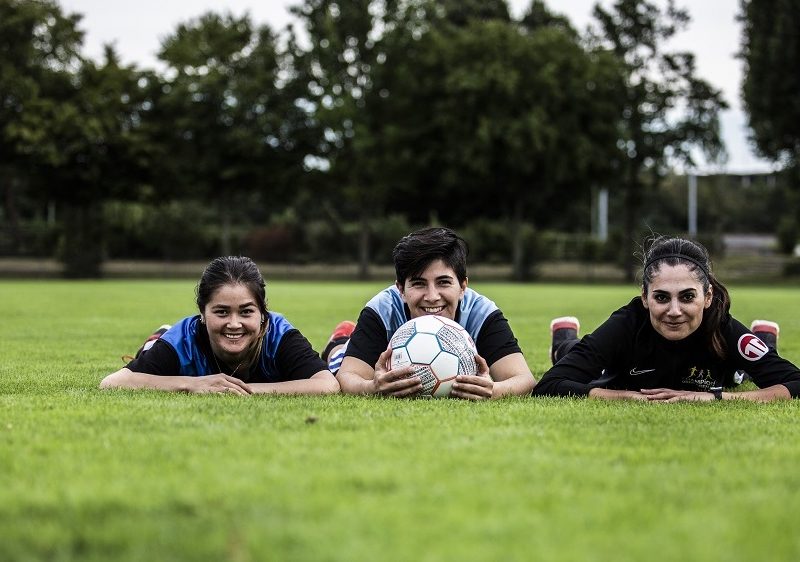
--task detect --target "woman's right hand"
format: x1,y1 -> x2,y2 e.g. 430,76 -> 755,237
188,374 -> 253,395
372,347 -> 422,397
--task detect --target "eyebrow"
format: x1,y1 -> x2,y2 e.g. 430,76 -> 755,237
211,301 -> 257,309
652,288 -> 697,295
409,274 -> 454,282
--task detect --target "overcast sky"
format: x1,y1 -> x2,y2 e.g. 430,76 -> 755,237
58,0 -> 774,174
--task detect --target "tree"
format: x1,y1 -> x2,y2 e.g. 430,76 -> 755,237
589,0 -> 727,278
154,12 -> 306,255
740,0 -> 800,168
0,0 -> 83,259
373,1 -> 624,278
21,49 -> 153,276
291,0 -> 410,278
1,1 -> 153,276
740,0 -> 800,254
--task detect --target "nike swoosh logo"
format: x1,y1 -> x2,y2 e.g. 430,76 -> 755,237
630,368 -> 656,376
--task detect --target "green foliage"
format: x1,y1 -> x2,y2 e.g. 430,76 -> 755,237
589,0 -> 728,278
0,0 -> 751,280
153,12 -> 308,255
740,0 -> 800,167
104,200 -> 221,260
777,215 -> 799,255
2,280 -> 800,560
784,257 -> 800,276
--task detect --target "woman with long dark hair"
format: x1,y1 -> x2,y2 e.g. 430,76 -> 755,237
101,256 -> 339,395
533,236 -> 800,402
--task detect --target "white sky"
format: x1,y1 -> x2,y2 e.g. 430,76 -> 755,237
58,0 -> 774,174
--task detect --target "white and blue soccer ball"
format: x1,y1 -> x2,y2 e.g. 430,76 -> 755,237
388,315 -> 478,398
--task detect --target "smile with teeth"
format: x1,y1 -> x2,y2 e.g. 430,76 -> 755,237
422,306 -> 445,314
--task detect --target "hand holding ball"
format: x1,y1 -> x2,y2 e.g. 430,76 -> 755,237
388,315 -> 478,397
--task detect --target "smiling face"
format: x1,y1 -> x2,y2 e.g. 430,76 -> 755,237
201,283 -> 264,365
397,259 -> 467,321
642,263 -> 712,341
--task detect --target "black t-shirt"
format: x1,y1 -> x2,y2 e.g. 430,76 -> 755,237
534,297 -> 800,397
126,327 -> 326,383
345,307 -> 522,369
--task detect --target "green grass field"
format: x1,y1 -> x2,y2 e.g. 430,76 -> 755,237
2,280 -> 799,561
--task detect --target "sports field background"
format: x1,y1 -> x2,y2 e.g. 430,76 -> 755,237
1,280 -> 799,561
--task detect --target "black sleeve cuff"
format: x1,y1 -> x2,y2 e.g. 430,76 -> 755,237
532,377 -> 591,397
782,380 -> 800,399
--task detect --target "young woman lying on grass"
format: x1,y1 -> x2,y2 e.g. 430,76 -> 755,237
100,256 -> 339,395
533,236 -> 800,402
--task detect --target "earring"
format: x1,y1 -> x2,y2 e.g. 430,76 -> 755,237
200,317 -> 206,324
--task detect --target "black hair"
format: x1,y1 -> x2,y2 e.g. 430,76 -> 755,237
392,227 -> 468,285
641,236 -> 731,358
196,256 -> 268,369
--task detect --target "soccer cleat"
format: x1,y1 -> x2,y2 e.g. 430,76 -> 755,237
549,316 -> 580,365
329,320 -> 356,342
750,319 -> 779,351
321,320 -> 356,361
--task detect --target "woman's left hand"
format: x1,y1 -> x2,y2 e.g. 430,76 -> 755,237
450,354 -> 493,401
640,388 -> 715,402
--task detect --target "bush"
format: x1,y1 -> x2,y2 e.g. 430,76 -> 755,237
460,220 -> 513,263
104,201 -> 218,260
777,216 -> 799,255
243,225 -> 298,263
783,258 -> 800,277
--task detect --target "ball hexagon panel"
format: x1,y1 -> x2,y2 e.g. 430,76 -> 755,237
404,332 -> 442,365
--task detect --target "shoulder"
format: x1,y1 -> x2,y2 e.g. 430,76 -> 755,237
363,286 -> 408,333
606,298 -> 648,330
584,297 -> 647,348
159,316 -> 201,347
266,311 -> 295,333
458,288 -> 499,338
365,286 -> 404,315
461,288 -> 497,311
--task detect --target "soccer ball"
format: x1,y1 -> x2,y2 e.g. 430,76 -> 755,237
388,315 -> 478,398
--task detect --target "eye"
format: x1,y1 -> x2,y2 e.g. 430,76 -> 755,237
240,308 -> 256,316
680,293 -> 696,303
214,309 -> 228,317
653,294 -> 669,303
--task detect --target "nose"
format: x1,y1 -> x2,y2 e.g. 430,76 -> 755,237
667,298 -> 682,316
424,284 -> 440,302
227,314 -> 243,327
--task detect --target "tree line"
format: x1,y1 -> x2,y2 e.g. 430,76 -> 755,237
1,0 -> 796,278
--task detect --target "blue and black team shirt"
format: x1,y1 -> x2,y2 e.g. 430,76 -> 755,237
344,285 -> 522,368
534,297 -> 800,398
125,313 -> 326,383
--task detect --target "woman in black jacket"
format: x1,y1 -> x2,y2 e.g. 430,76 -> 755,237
533,236 -> 800,402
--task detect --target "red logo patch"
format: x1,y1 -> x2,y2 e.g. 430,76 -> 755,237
737,334 -> 769,361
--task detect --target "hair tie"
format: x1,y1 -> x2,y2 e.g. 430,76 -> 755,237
644,253 -> 709,278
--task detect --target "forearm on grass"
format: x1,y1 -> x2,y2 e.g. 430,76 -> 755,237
487,353 -> 536,398
721,384 -> 791,402
99,368 -> 194,392
337,357 -> 379,395
588,388 -> 647,401
492,373 -> 536,398
249,371 -> 340,395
